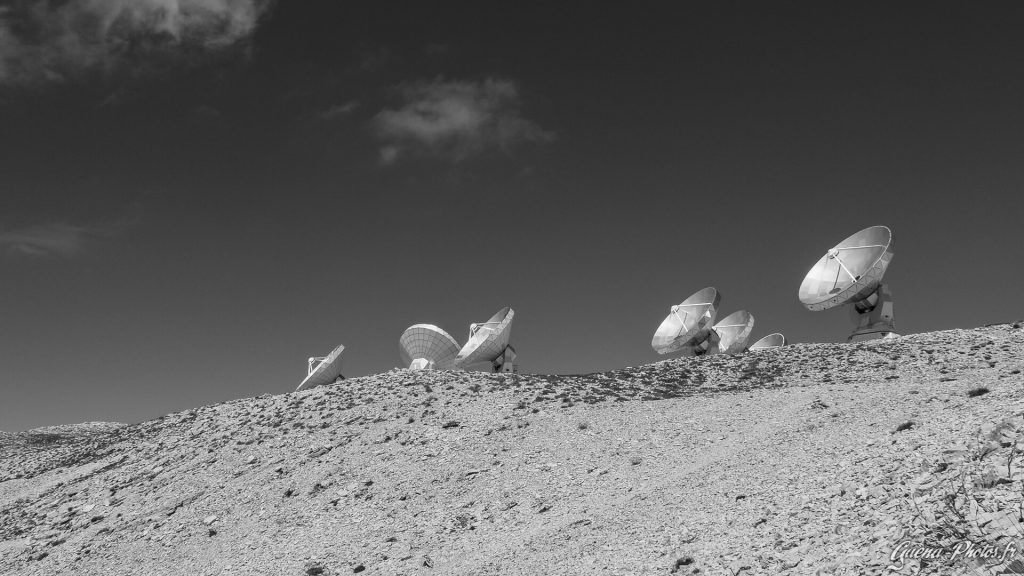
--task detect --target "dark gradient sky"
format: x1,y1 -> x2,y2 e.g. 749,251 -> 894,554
2,2 -> 1023,431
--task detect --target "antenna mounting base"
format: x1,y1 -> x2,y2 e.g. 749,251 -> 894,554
492,346 -> 518,373
848,283 -> 896,341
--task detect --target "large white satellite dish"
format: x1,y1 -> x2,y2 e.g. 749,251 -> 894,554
454,306 -> 517,373
748,333 -> 786,350
399,324 -> 460,370
711,310 -> 755,354
651,287 -> 721,356
296,343 -> 345,391
799,225 -> 897,341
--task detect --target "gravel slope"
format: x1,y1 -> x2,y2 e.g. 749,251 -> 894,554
2,324 -> 1023,576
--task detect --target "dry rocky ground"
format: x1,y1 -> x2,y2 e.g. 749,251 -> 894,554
2,324 -> 1024,576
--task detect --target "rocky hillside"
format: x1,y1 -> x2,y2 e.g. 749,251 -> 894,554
2,324 -> 1023,576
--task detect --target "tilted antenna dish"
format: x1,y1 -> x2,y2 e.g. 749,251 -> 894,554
296,343 -> 345,391
651,287 -> 722,356
798,225 -> 897,341
711,310 -> 755,354
454,306 -> 517,372
399,324 -> 460,370
748,333 -> 786,350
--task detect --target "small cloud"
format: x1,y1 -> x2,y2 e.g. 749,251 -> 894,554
320,100 -> 359,120
0,223 -> 112,257
373,77 -> 553,163
0,0 -> 274,86
0,197 -> 146,258
377,145 -> 400,166
195,104 -> 223,117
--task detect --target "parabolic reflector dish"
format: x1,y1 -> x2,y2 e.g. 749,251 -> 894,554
296,343 -> 345,391
712,310 -> 755,354
799,225 -> 894,311
651,287 -> 721,355
455,306 -> 514,368
749,333 -> 786,350
399,324 -> 460,370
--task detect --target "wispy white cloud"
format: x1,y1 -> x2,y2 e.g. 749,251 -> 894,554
0,0 -> 273,85
320,100 -> 359,120
0,222 -> 117,257
0,195 -> 146,257
373,78 -> 553,164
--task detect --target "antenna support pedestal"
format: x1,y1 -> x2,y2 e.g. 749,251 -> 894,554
409,358 -> 435,370
848,283 -> 897,342
677,328 -> 720,357
696,328 -> 721,356
492,346 -> 518,373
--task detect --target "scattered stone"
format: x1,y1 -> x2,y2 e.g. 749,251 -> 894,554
671,556 -> 695,573
893,421 -> 915,433
305,562 -> 327,575
308,446 -> 331,458
1,325 -> 1019,575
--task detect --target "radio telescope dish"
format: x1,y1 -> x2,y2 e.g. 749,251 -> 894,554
399,324 -> 460,370
651,287 -> 721,356
455,306 -> 517,373
799,225 -> 897,341
296,343 -> 345,391
799,225 -> 894,311
749,333 -> 786,350
712,310 -> 755,354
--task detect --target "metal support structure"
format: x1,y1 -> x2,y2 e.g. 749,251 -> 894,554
491,346 -> 518,373
848,283 -> 897,341
308,356 -> 325,376
409,358 -> 435,370
694,328 -> 721,356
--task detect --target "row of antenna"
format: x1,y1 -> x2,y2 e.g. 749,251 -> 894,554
652,225 -> 898,357
650,287 -> 784,357
296,225 -> 898,391
399,306 -> 518,373
295,307 -> 518,391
